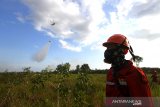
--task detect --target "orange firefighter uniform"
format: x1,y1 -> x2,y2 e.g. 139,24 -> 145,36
106,60 -> 153,107
103,34 -> 153,107
106,60 -> 152,97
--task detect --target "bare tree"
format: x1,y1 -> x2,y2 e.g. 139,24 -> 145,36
131,55 -> 143,67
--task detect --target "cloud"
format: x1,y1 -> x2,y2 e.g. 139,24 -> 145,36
16,15 -> 25,23
59,39 -> 81,52
129,29 -> 160,40
90,40 -> 106,51
21,0 -> 108,51
108,0 -> 160,40
15,12 -> 30,23
128,0 -> 160,18
21,0 -> 160,51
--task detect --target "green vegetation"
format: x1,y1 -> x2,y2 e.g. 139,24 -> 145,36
0,73 -> 105,107
0,63 -> 160,107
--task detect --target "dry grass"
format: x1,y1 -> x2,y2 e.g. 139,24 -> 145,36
0,72 -> 159,107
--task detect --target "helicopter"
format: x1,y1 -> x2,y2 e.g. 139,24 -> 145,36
50,20 -> 55,26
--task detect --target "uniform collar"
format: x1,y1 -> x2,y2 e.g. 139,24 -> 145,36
110,60 -> 134,77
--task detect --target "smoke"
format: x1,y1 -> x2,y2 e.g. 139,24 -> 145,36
33,41 -> 51,62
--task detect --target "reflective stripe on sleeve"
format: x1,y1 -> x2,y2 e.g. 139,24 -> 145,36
119,81 -> 127,85
106,81 -> 127,86
106,81 -> 115,85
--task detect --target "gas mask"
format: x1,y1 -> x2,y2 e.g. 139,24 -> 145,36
104,47 -> 125,65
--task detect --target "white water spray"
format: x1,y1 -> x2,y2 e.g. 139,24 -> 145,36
33,41 -> 51,62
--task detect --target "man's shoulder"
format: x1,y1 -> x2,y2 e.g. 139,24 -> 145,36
124,66 -> 148,83
120,60 -> 145,77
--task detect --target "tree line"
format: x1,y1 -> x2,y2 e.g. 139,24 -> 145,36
41,63 -> 106,74
2,62 -> 160,74
22,63 -> 160,74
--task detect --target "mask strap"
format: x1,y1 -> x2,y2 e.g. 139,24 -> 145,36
127,40 -> 136,61
129,45 -> 136,61
121,37 -> 136,61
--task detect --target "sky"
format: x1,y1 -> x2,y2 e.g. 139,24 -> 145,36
0,0 -> 160,71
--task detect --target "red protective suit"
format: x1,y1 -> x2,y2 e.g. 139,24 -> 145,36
106,60 -> 153,107
151,71 -> 158,83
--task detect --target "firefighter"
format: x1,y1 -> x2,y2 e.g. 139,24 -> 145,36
103,34 -> 153,106
151,70 -> 158,83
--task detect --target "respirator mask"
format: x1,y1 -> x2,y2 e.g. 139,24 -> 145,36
104,48 -> 117,64
104,46 -> 125,65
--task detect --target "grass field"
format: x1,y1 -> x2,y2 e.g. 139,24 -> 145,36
0,72 -> 159,107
